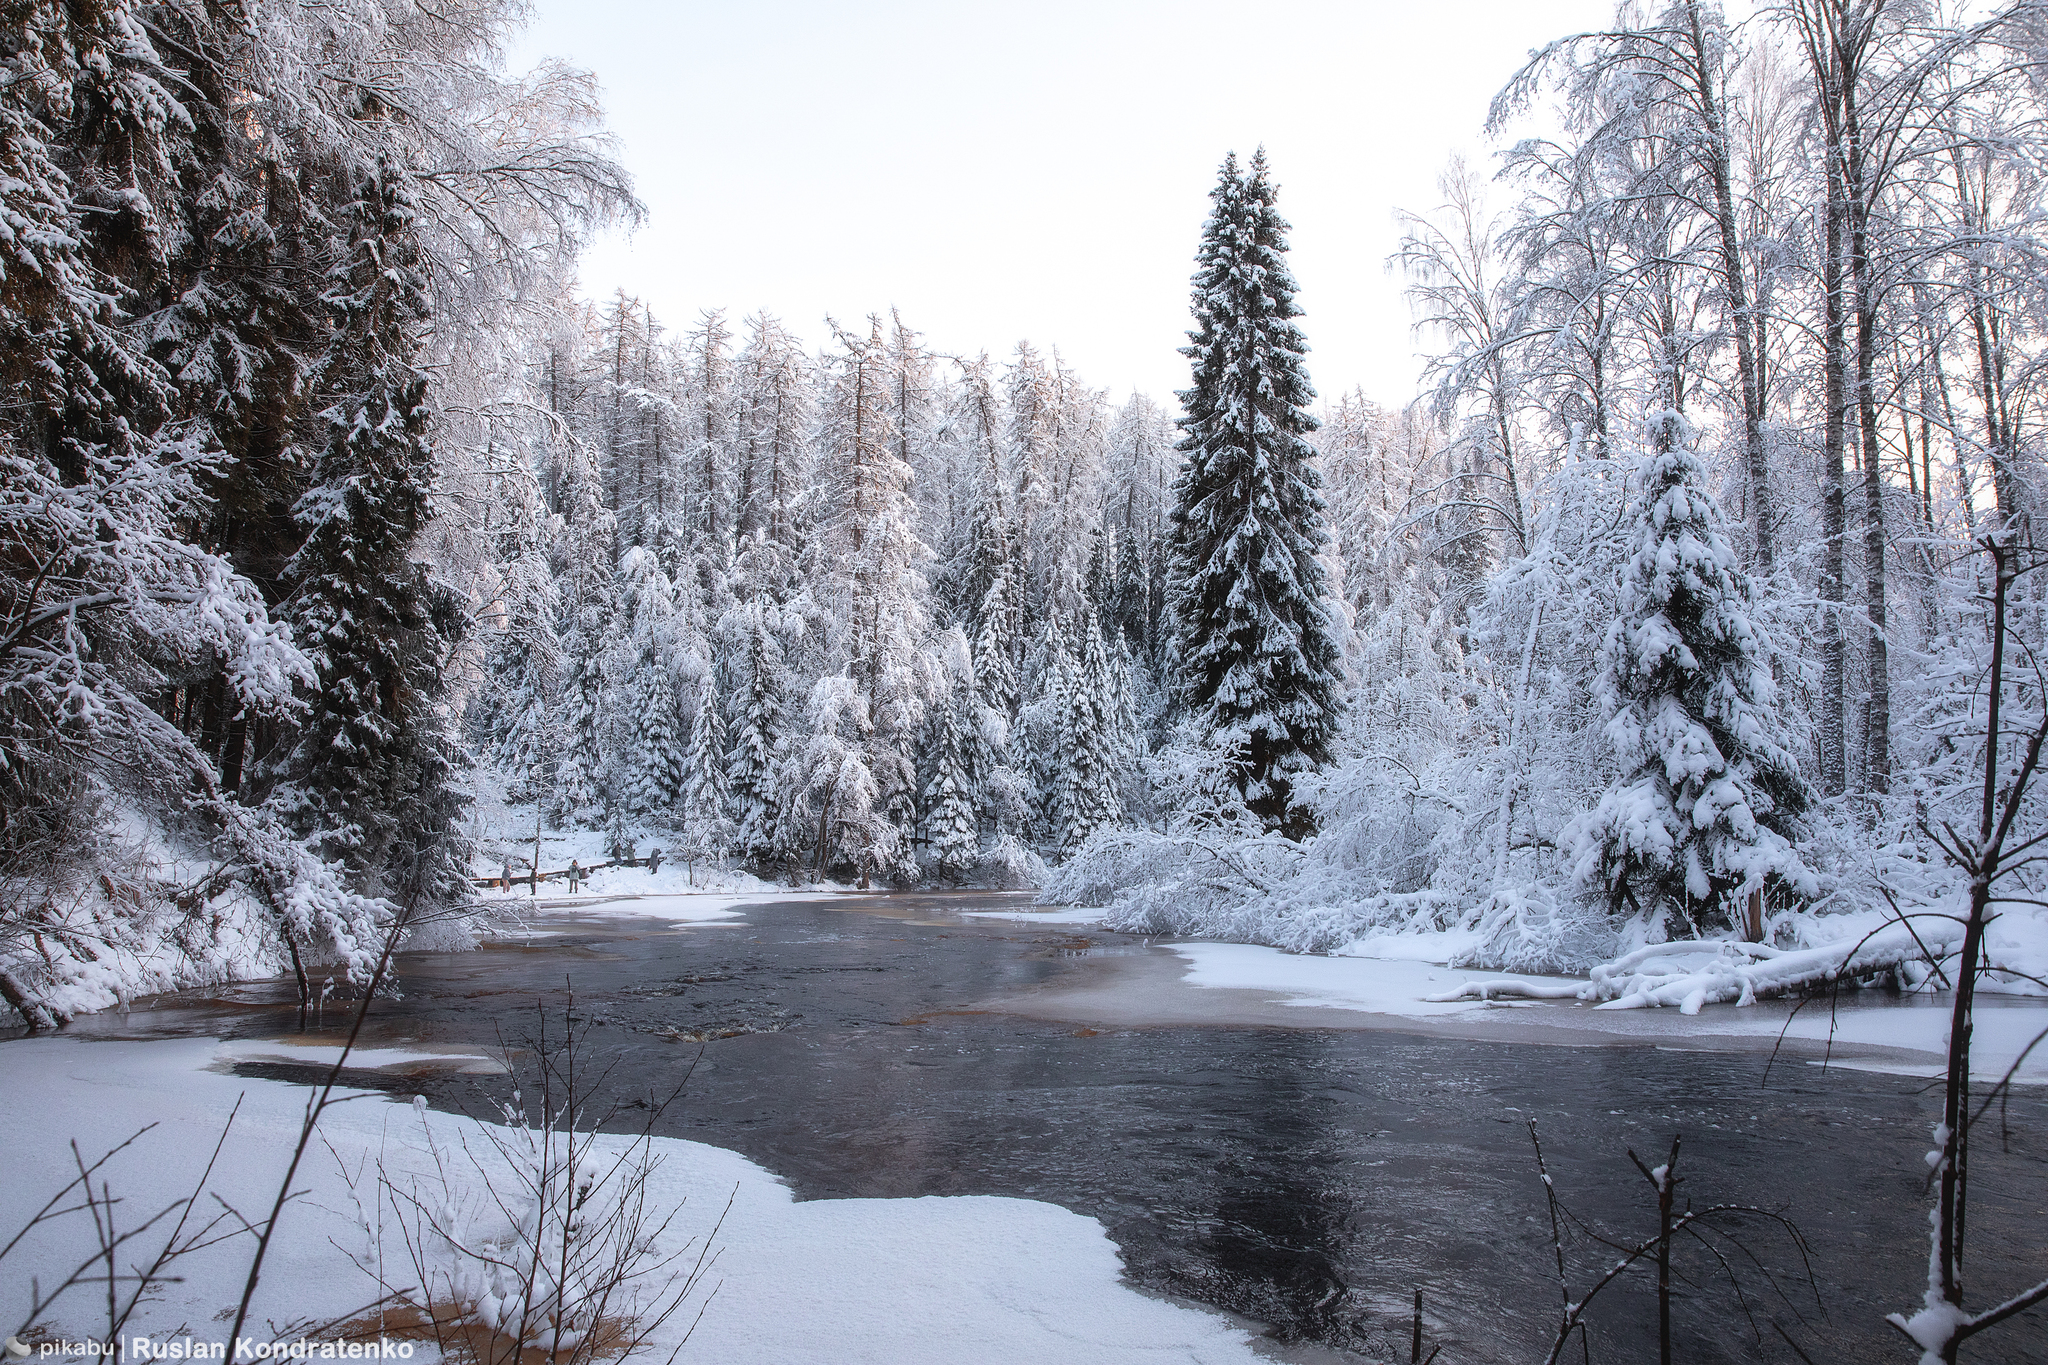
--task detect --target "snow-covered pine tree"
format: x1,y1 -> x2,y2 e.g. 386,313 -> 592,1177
781,675 -> 891,884
593,292 -> 668,549
1569,418 -> 1811,934
820,317 -> 933,881
682,309 -> 735,557
472,522 -> 564,800
733,313 -> 814,549
1168,149 -> 1346,840
1014,616 -> 1071,846
618,547 -> 688,815
143,5 -> 330,795
273,157 -> 470,907
922,631 -> 981,879
1005,342 -> 1058,609
1055,609 -> 1127,857
1104,395 -> 1177,662
551,426 -> 618,823
1032,354 -> 1109,624
0,0 -> 311,847
726,600 -> 789,871
972,570 -> 1021,720
681,669 -> 735,867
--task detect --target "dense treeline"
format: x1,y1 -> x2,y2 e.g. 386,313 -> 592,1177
465,300 -> 1164,885
11,0 -> 2048,1025
0,0 -> 630,1019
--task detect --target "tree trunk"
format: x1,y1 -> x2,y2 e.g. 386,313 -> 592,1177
1687,0 -> 1775,570
1847,92 -> 1890,793
1818,139 -> 1850,797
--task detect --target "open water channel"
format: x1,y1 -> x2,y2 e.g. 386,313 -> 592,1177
46,891 -> 2048,1363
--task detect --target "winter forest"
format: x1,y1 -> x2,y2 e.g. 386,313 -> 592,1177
6,0 -> 2048,1010
6,0 -> 2048,1359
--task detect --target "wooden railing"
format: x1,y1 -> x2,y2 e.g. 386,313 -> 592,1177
471,856 -> 657,889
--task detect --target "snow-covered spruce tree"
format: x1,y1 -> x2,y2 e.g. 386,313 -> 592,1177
726,599 -> 790,871
680,669 -> 735,868
1568,418 -> 1811,936
551,435 -> 619,824
1168,150 -> 1345,840
818,317 -> 933,882
1055,609 -> 1128,858
271,158 -> 471,908
781,674 -> 892,884
618,547 -> 688,815
0,0 -> 388,1024
1013,616 -> 1071,846
471,523 -> 563,802
971,567 -> 1021,721
922,632 -> 981,880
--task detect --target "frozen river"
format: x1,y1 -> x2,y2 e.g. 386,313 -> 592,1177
50,890 -> 2048,1363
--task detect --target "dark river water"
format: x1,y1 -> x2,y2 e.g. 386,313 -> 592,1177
45,891 -> 2048,1364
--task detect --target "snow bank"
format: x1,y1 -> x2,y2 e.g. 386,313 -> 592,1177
1171,942 -> 1579,1017
474,888 -> 838,931
0,1037 -> 1268,1365
1424,905 -> 2048,1018
958,905 -> 1114,925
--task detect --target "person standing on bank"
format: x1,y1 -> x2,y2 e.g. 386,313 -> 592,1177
566,859 -> 582,894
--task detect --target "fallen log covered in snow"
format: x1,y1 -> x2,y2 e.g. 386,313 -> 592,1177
1424,917 -> 1966,1014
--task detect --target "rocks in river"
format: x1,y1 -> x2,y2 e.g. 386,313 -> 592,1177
651,1006 -> 800,1043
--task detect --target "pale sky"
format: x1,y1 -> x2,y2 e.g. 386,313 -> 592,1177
509,0 -> 1617,408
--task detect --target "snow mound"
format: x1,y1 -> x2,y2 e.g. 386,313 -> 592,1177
1425,916 -> 1972,1013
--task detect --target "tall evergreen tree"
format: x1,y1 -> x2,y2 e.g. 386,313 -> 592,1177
681,671 -> 735,867
1054,609 -> 1127,857
1167,150 -> 1345,839
472,526 -> 563,801
922,635 -> 981,879
272,158 -> 469,906
726,602 -> 789,870
618,547 -> 688,814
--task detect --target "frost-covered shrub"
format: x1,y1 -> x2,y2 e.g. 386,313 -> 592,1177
1454,886 -> 1620,974
1046,825 -> 1307,937
343,1036 -> 717,1365
967,835 -> 1047,891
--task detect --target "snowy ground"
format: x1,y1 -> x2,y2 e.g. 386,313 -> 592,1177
0,1035 -> 1268,1365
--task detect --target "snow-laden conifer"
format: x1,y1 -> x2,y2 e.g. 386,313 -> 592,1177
1569,418 -> 1812,933
1055,609 -> 1128,858
272,158 -> 471,907
617,548 -> 688,815
681,670 -> 735,867
726,599 -> 790,871
473,529 -> 564,801
818,318 -> 933,880
1014,617 -> 1071,846
1168,150 -> 1346,840
923,632 -> 981,879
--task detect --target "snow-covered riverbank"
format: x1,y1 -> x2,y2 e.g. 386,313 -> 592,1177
0,1033 -> 1269,1365
976,906 -> 2048,1084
